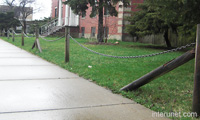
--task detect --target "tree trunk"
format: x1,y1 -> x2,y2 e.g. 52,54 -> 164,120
164,29 -> 172,48
97,0 -> 104,43
23,20 -> 27,34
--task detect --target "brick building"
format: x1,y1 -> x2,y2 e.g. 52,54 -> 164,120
51,0 -> 143,41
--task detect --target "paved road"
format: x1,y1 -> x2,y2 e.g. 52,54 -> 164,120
0,39 -> 169,120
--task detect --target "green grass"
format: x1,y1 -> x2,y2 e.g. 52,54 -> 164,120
1,36 -> 199,120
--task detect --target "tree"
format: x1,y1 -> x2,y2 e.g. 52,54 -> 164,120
29,17 -> 51,34
4,0 -> 16,7
0,12 -> 20,36
63,0 -> 130,43
126,0 -> 200,48
3,0 -> 39,34
126,0 -> 182,48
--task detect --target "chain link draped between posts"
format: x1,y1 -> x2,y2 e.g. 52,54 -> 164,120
39,35 -> 65,42
69,35 -> 196,59
3,30 -> 10,34
12,30 -> 32,37
23,32 -> 35,38
13,30 -> 20,36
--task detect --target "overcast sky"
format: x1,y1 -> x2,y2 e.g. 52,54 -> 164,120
33,0 -> 52,20
0,0 -> 52,20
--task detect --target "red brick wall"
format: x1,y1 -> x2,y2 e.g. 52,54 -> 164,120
79,11 -> 119,35
131,0 -> 144,12
51,0 -> 58,18
79,0 -> 144,38
79,4 -> 121,37
51,0 -> 66,19
51,0 -> 144,40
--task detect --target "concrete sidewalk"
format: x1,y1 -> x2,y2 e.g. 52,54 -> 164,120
0,39 -> 169,120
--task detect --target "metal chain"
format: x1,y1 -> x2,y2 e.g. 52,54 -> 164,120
69,35 -> 196,59
23,32 -> 32,38
2,30 -> 6,33
5,30 -> 10,34
13,30 -> 21,36
39,35 -> 65,42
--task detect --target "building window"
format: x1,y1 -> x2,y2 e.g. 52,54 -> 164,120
81,27 -> 85,37
82,11 -> 86,18
104,27 -> 109,38
91,27 -> 96,37
55,7 -> 57,17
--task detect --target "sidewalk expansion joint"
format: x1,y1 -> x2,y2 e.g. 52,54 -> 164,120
0,57 -> 37,58
0,103 -> 136,115
0,77 -> 80,82
0,65 -> 55,67
0,57 -> 41,59
0,52 -> 26,53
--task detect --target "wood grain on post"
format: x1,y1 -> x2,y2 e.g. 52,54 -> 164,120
120,49 -> 195,91
192,24 -> 200,117
65,26 -> 70,63
36,38 -> 42,53
32,28 -> 42,53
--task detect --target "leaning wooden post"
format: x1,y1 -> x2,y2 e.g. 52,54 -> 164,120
21,29 -> 24,46
192,24 -> 200,117
65,26 -> 70,63
12,28 -> 15,42
32,28 -> 42,53
120,49 -> 195,91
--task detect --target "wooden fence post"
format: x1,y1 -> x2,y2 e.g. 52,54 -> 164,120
2,29 -> 5,36
21,29 -> 24,46
7,30 -> 10,39
32,28 -> 42,53
192,24 -> 200,117
65,26 -> 70,63
12,28 -> 15,42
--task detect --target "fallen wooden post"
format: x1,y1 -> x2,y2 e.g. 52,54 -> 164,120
192,24 -> 200,117
120,49 -> 195,91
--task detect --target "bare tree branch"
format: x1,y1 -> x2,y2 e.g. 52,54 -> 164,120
4,0 -> 16,7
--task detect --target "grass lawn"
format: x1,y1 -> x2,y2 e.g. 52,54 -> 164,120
0,36 -> 198,120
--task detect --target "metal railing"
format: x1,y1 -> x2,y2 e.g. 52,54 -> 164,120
40,18 -> 59,35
